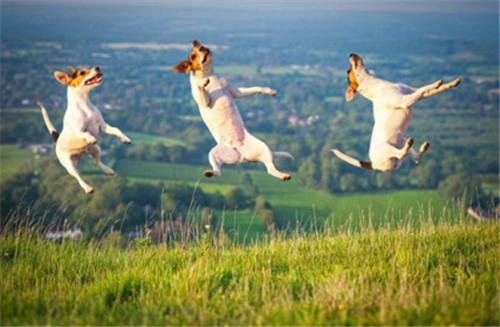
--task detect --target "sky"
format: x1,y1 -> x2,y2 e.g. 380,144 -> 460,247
3,0 -> 499,13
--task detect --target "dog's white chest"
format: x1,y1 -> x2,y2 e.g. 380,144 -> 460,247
193,77 -> 245,144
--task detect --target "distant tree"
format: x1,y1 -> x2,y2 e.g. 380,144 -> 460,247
225,187 -> 251,209
298,156 -> 320,189
163,182 -> 208,208
240,171 -> 253,186
167,146 -> 188,163
319,144 -> 337,193
254,196 -> 273,213
339,174 -> 357,193
409,159 -> 442,189
209,191 -> 225,209
437,173 -> 487,207
240,171 -> 259,197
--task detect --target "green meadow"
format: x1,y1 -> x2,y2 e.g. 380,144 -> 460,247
0,146 -> 456,242
0,144 -> 36,181
111,158 -> 455,242
1,215 -> 497,326
124,131 -> 186,147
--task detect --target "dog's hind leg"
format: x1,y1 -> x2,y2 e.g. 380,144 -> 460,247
204,144 -> 241,178
88,144 -> 115,175
259,149 -> 291,180
408,141 -> 430,164
58,153 -> 94,194
372,138 -> 414,162
398,138 -> 414,159
242,137 -> 290,181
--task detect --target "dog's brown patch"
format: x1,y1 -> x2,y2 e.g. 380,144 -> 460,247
172,40 -> 211,74
345,64 -> 359,102
172,48 -> 202,74
172,60 -> 192,74
51,131 -> 60,142
54,67 -> 91,87
203,170 -> 214,178
360,161 -> 373,170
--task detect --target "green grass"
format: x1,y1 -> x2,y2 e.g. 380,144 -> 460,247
213,209 -> 268,243
0,144 -> 37,181
1,215 -> 498,326
115,159 -> 451,228
125,131 -> 186,147
483,183 -> 499,197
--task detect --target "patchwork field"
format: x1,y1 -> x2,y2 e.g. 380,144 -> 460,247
0,144 -> 471,242
112,158 -> 453,233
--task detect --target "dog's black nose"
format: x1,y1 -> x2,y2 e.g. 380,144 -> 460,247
191,39 -> 200,48
95,66 -> 100,72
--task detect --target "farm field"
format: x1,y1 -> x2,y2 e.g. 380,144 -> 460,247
113,158 -> 452,231
124,131 -> 186,147
0,148 -> 454,223
0,145 -> 455,242
0,144 -> 36,181
1,218 -> 497,326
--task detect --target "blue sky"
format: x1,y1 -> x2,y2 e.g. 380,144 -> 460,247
4,0 -> 499,13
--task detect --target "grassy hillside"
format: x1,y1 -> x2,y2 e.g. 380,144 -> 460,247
1,217 -> 498,326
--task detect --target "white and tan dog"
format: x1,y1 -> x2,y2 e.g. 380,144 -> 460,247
172,40 -> 293,180
332,53 -> 460,171
39,66 -> 131,194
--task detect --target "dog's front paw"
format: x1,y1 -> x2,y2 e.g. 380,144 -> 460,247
263,88 -> 277,96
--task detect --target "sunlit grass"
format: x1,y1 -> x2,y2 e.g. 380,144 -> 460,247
1,206 -> 498,326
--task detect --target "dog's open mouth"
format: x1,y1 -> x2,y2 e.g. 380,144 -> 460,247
85,73 -> 103,85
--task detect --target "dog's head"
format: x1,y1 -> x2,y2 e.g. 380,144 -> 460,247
54,66 -> 102,92
345,53 -> 367,102
172,40 -> 212,74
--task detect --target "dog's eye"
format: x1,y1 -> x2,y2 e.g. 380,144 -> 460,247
190,54 -> 197,61
79,71 -> 86,76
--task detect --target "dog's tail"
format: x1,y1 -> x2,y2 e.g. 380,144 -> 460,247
272,151 -> 295,160
331,149 -> 372,170
38,102 -> 60,142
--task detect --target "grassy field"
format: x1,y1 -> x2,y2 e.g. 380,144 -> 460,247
1,215 -> 497,326
114,159 -> 451,230
124,131 -> 186,147
0,144 -> 36,181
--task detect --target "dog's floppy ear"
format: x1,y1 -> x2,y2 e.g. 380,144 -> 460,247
172,60 -> 192,74
54,71 -> 71,85
345,85 -> 356,102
